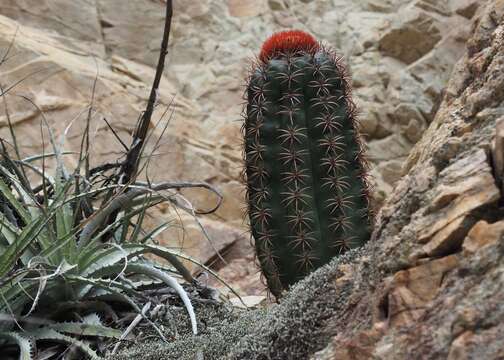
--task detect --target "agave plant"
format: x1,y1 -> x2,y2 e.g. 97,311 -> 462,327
0,115 -> 223,358
0,2 -> 237,358
0,2 -> 232,358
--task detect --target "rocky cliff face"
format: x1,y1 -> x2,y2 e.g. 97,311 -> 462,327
313,2 -> 504,357
0,0 -> 482,296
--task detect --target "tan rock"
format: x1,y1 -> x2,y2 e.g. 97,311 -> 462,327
451,0 -> 481,19
267,0 -> 285,11
338,11 -> 389,56
419,150 -> 500,243
378,10 -> 442,64
421,215 -> 471,257
313,324 -> 385,360
386,255 -> 459,327
368,134 -> 412,162
378,160 -> 404,186
357,103 -> 379,137
334,263 -> 354,286
365,0 -> 412,13
415,0 -> 452,16
96,0 -> 166,67
160,214 -> 244,273
0,0 -> 104,56
447,326 -> 504,360
463,220 -> 504,254
174,0 -> 210,18
392,102 -> 424,127
404,117 -> 425,143
228,0 -> 266,17
210,255 -> 265,297
447,331 -> 475,360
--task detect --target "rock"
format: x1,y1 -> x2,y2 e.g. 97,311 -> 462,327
160,214 -> 245,273
447,327 -> 504,360
447,331 -> 475,360
451,0 -> 481,19
404,117 -> 425,143
365,0 -> 411,13
97,0 -> 168,67
462,220 -> 504,254
369,167 -> 393,210
358,109 -> 379,137
338,11 -> 389,56
385,255 -> 459,327
421,214 -> 472,257
312,323 -> 386,360
407,29 -> 471,106
228,0 -> 266,17
207,219 -> 268,296
378,159 -> 404,185
267,0 -> 285,11
414,0 -> 452,16
368,134 -> 412,162
212,256 -> 264,296
392,102 -> 425,127
0,0 -> 104,56
417,150 -> 499,246
378,10 -> 442,64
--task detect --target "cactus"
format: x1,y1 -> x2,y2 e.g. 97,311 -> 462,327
243,30 -> 373,298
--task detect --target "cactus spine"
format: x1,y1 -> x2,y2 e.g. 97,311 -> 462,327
243,30 -> 372,298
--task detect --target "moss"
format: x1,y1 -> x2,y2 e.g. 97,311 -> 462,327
109,247 -> 366,360
228,247 -> 364,359
109,301 -> 266,360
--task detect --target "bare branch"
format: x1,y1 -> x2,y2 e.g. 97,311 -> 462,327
118,0 -> 173,185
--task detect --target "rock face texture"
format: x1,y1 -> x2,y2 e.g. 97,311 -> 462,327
310,1 -> 504,358
0,0 -> 483,296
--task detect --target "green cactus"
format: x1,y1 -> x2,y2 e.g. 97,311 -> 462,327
243,30 -> 373,298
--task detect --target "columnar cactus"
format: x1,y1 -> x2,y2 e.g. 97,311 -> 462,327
243,30 -> 373,298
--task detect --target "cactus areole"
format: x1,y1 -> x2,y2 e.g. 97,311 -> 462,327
243,30 -> 373,298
